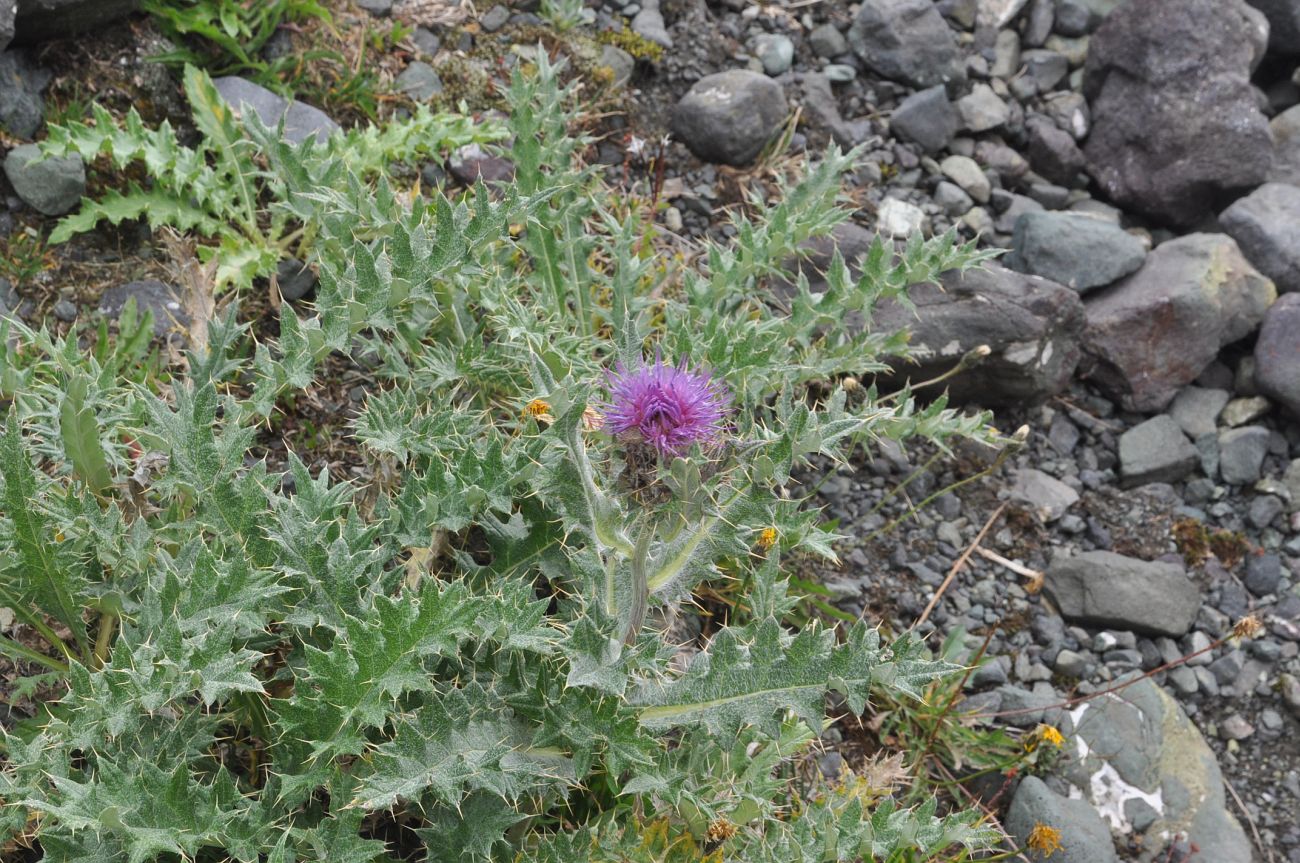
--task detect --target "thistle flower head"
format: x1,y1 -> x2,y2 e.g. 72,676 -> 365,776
601,354 -> 731,458
1026,822 -> 1063,857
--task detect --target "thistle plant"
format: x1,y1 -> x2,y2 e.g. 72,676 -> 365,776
0,54 -> 1005,861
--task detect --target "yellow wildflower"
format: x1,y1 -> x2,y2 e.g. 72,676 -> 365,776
1025,724 -> 1065,752
756,527 -> 778,551
521,399 -> 554,424
1026,822 -> 1063,857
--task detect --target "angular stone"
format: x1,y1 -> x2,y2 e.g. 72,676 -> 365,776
1218,426 -> 1270,484
871,265 -> 1084,405
1254,293 -> 1300,416
1169,386 -> 1230,439
1005,211 -> 1145,294
1059,677 -> 1251,862
1118,415 -> 1198,486
395,61 -> 442,101
876,196 -> 926,237
1082,0 -> 1273,226
1009,468 -> 1079,521
1045,551 -> 1201,637
213,76 -> 339,145
671,70 -> 787,167
1026,114 -> 1086,184
889,86 -> 958,153
3,144 -> 84,216
955,82 -> 1009,132
1082,233 -> 1276,412
1220,183 -> 1300,295
1006,776 -> 1120,863
809,22 -> 849,58
97,280 -> 189,338
847,0 -> 966,90
0,50 -> 50,139
1269,105 -> 1300,186
939,154 -> 990,203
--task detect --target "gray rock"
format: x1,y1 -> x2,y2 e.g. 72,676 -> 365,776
1005,212 -> 1145,293
800,74 -> 853,148
98,280 -> 189,338
809,23 -> 849,58
213,76 -> 339,145
1054,0 -> 1124,33
52,299 -> 76,322
977,0 -> 1030,28
1247,494 -> 1284,529
13,0 -> 138,44
1026,114 -> 1085,185
1006,776 -> 1119,863
847,0 -> 966,90
411,27 -> 441,57
995,684 -> 1060,726
1220,183 -> 1300,295
671,70 -> 787,167
3,144 -> 84,216
939,154 -> 989,203
1255,293 -> 1300,416
1118,415 -> 1198,486
1269,105 -> 1300,185
1219,395 -> 1269,426
479,4 -> 510,31
0,4 -> 11,53
1082,0 -> 1273,227
1220,713 -> 1255,740
600,45 -> 635,87
1082,233 -> 1276,412
276,257 -> 317,302
1245,0 -> 1300,52
1045,550 -> 1201,636
933,180 -> 973,216
991,28 -> 1021,79
1022,49 -> 1069,90
1169,386 -> 1230,439
823,64 -> 856,82
871,264 -> 1084,405
631,0 -> 672,48
1284,458 -> 1300,512
396,61 -> 442,101
356,0 -> 393,13
1281,673 -> 1300,718
955,82 -> 1009,132
753,33 -> 795,76
0,50 -> 50,138
1054,648 -> 1088,676
1218,425 -> 1271,484
1245,553 -> 1283,595
1010,467 -> 1079,521
1059,677 -> 1251,862
889,85 -> 958,153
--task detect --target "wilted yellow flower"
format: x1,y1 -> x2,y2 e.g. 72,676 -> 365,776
521,399 -> 554,424
1026,724 -> 1065,752
756,527 -> 778,551
581,405 -> 604,431
1232,615 -> 1265,640
705,818 -> 736,844
1026,822 -> 1063,857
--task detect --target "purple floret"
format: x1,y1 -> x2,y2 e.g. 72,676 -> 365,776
601,355 -> 732,457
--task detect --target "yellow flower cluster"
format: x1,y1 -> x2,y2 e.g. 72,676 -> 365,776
1027,822 -> 1063,857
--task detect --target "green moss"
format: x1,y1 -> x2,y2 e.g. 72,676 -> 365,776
596,25 -> 664,61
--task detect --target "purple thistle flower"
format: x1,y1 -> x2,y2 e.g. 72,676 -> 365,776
601,355 -> 731,458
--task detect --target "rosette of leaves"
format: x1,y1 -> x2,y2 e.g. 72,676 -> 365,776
0,56 -> 1003,862
37,64 -> 503,293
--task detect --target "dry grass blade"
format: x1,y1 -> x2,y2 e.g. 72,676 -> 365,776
394,0 -> 474,28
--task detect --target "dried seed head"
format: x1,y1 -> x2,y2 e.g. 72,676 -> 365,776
1232,615 -> 1265,641
521,398 -> 555,424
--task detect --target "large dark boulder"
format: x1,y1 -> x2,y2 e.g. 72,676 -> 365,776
1082,0 -> 1273,227
14,0 -> 140,44
872,265 -> 1084,405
